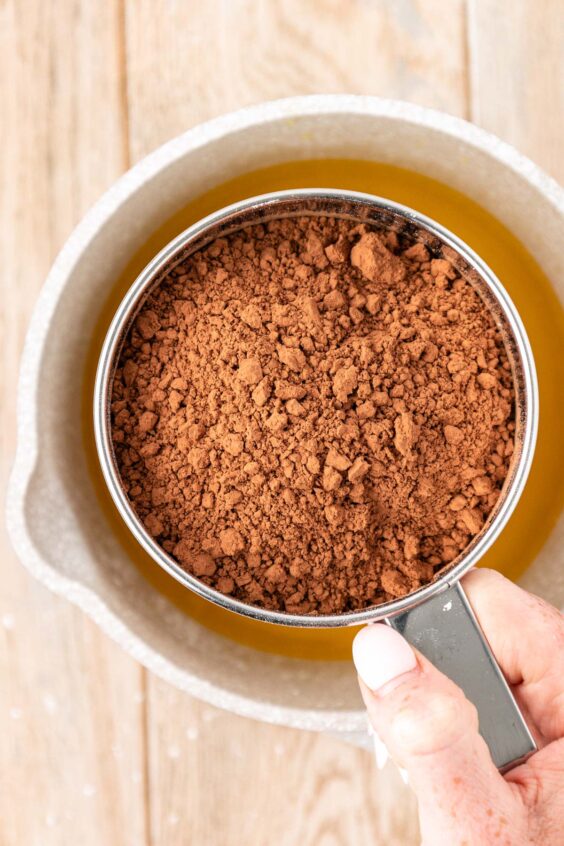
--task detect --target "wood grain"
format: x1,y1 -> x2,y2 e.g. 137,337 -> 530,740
2,0 -> 562,844
124,0 -> 468,162
468,0 -> 564,181
0,3 -> 147,845
144,679 -> 419,846
122,2 -> 467,844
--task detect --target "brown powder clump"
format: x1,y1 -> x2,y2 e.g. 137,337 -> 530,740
110,216 -> 515,614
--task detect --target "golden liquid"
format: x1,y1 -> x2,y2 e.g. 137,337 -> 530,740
82,160 -> 564,661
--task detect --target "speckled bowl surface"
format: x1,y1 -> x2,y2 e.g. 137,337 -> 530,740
6,96 -> 564,735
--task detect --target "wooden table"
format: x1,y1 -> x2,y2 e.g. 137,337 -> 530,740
2,2 -> 562,843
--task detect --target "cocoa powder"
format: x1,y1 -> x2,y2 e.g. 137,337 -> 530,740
110,216 -> 515,614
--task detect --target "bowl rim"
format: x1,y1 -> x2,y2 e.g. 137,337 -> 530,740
6,95 -> 564,729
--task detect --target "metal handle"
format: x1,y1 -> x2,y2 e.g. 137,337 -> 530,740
387,581 -> 536,772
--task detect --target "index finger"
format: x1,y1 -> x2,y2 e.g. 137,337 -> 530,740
462,568 -> 564,743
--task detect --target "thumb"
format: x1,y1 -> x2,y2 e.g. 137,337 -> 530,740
353,624 -> 519,845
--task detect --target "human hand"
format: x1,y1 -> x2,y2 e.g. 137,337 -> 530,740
352,568 -> 564,845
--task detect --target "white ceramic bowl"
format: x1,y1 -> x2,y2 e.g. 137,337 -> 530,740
7,96 -> 564,737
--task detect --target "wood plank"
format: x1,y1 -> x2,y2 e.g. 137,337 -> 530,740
125,0 -> 468,162
123,2 -> 468,843
146,678 -> 419,846
468,0 -> 564,180
0,2 -> 148,844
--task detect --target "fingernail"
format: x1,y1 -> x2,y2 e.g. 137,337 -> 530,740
367,721 -> 389,769
397,765 -> 410,786
353,624 -> 417,693
372,732 -> 390,770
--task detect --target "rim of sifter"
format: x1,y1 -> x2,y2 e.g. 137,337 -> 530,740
94,189 -> 538,628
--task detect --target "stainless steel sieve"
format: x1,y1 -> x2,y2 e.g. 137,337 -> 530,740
94,190 -> 538,771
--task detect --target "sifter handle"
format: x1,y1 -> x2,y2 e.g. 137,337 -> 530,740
387,580 -> 536,772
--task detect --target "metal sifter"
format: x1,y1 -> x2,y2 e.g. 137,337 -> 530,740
94,190 -> 538,772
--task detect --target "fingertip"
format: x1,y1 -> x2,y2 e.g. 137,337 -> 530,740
462,566 -> 506,591
352,624 -> 418,694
